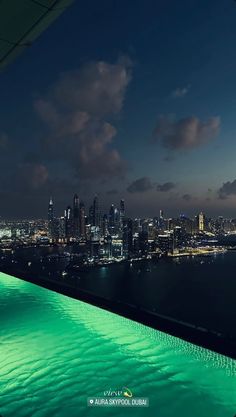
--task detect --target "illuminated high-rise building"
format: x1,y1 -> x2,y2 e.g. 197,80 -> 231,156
123,218 -> 133,258
92,195 -> 100,227
73,194 -> 79,239
120,199 -> 125,230
102,214 -> 109,237
48,196 -> 54,221
79,201 -> 86,238
65,205 -> 73,240
109,204 -> 117,235
138,230 -> 148,256
48,196 -> 54,239
109,204 -> 115,227
58,216 -> 66,241
159,209 -> 164,229
197,212 -> 205,232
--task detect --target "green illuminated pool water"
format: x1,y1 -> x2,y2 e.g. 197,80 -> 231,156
0,272 -> 235,417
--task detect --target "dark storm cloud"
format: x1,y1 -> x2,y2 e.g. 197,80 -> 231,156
182,193 -> 192,201
34,57 -> 132,180
156,182 -> 176,192
10,163 -> 49,191
7,162 -> 81,196
171,84 -> 191,98
218,180 -> 236,199
153,115 -> 220,150
127,177 -> 154,193
0,163 -> 83,218
39,117 -> 126,179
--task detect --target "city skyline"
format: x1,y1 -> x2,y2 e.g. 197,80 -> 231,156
1,1 -> 236,218
46,193 -> 234,222
1,191 -> 235,222
1,192 -> 233,263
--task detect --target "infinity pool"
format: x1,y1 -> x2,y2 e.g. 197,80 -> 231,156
0,272 -> 235,417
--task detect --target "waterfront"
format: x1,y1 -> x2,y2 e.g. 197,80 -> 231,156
0,271 -> 236,417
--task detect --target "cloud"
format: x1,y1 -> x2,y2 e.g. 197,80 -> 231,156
0,172 -> 84,218
218,180 -> 236,199
127,177 -> 154,193
153,115 -> 220,150
182,193 -> 192,202
10,163 -> 49,191
52,56 -> 132,117
5,163 -> 83,198
156,182 -> 176,192
34,57 -> 132,180
35,100 -> 90,136
171,84 -> 191,98
40,117 -> 126,179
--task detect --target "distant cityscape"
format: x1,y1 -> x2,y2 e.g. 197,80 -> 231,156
1,194 -> 236,263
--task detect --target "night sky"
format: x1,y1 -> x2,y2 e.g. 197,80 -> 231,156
1,0 -> 236,219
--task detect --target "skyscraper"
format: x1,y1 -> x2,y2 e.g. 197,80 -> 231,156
92,195 -> 100,227
109,204 -> 115,226
89,205 -> 94,225
123,218 -> 133,258
138,230 -> 148,256
48,196 -> 54,221
73,194 -> 79,239
197,212 -> 205,232
48,196 -> 54,239
159,209 -> 164,230
109,204 -> 115,235
120,199 -> 125,229
58,216 -> 66,241
79,201 -> 86,239
65,205 -> 73,241
102,214 -> 109,237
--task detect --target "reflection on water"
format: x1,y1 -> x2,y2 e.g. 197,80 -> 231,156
0,272 -> 235,417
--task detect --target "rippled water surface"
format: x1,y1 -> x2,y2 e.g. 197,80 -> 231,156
0,272 -> 235,417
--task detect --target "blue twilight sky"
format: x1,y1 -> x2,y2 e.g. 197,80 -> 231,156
1,0 -> 236,218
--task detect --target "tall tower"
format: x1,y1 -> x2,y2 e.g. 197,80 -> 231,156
123,218 -> 133,258
65,205 -> 73,241
120,199 -> 125,230
93,195 -> 100,227
109,204 -> 115,230
73,194 -> 79,239
102,214 -> 109,237
159,209 -> 164,229
48,196 -> 54,221
79,201 -> 86,238
48,196 -> 54,239
198,212 -> 204,232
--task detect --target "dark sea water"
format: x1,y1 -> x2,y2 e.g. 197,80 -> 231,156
2,248 -> 236,337
69,252 -> 236,337
0,272 -> 236,417
1,249 -> 236,340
